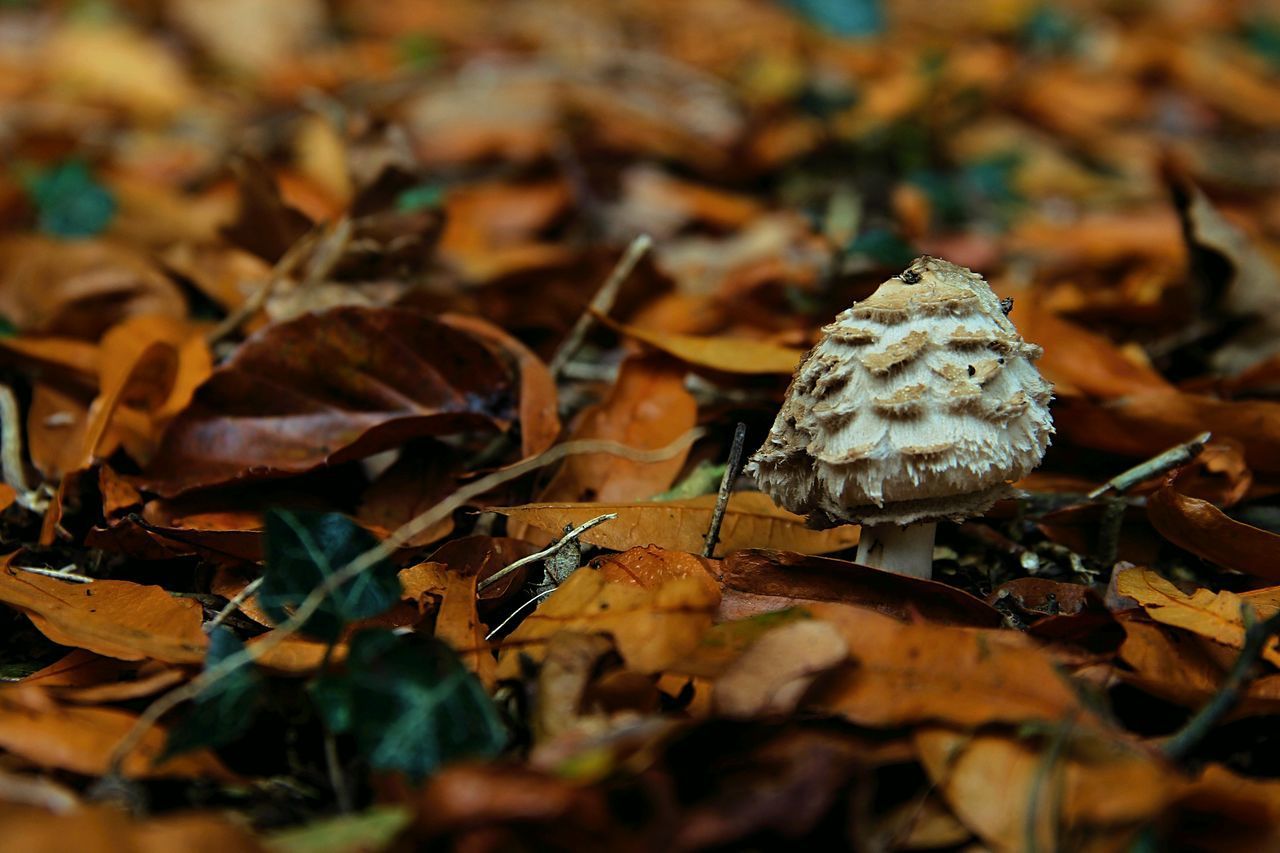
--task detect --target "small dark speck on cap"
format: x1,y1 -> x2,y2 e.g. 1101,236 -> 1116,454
1000,297 -> 1014,315
900,269 -> 922,284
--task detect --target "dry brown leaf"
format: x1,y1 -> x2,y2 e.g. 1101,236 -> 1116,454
1116,618 -> 1280,716
0,686 -> 233,780
593,545 -> 721,599
0,566 -> 332,674
2,804 -> 265,853
1055,391 -> 1280,474
496,568 -> 718,678
713,619 -> 847,717
535,356 -> 696,505
805,602 -> 1095,729
441,313 -> 561,457
719,550 -> 1002,627
1114,567 -> 1280,666
599,314 -> 804,375
1148,473 -> 1280,582
497,492 -> 861,556
916,727 -> 1175,851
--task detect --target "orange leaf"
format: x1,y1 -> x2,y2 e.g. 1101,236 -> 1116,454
496,568 -> 718,677
598,314 -> 804,375
535,356 -> 696,504
496,492 -> 861,556
0,686 -> 233,780
1114,567 -> 1280,666
806,602 -> 1097,729
1148,475 -> 1280,582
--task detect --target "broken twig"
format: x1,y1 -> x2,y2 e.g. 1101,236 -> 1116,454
703,422 -> 747,558
547,233 -> 652,378
204,577 -> 264,634
1087,431 -> 1212,499
477,513 -> 617,593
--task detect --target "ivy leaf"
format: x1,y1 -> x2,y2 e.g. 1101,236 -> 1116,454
260,509 -> 401,643
311,630 -> 506,781
162,627 -> 263,758
781,0 -> 883,37
23,160 -> 117,238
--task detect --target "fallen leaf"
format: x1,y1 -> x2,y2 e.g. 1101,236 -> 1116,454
140,307 -> 516,496
1148,471 -> 1280,582
1,803 -> 265,852
713,619 -> 848,717
0,686 -> 233,780
497,492 -> 861,556
720,550 -> 1002,626
599,314 -> 805,375
440,313 -> 560,457
534,356 -> 696,505
0,236 -> 184,340
916,727 -> 1175,851
806,602 -> 1095,728
0,565 -> 333,674
1114,567 -> 1280,666
496,568 -> 718,677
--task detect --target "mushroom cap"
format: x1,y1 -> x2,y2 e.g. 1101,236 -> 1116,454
747,256 -> 1054,527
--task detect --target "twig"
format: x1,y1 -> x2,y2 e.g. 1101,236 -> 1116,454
300,215 -> 352,289
703,422 -> 747,558
107,428 -> 703,773
205,227 -> 321,345
1094,497 -> 1126,568
485,588 -> 557,641
324,729 -> 352,813
477,513 -> 617,593
12,564 -> 92,583
547,234 -> 653,378
203,577 -> 263,634
1163,605 -> 1280,763
1087,431 -> 1212,499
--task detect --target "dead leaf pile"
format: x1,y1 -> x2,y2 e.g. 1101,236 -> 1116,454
3,1 -> 1280,850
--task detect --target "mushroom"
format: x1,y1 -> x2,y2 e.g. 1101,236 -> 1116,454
746,256 -> 1054,579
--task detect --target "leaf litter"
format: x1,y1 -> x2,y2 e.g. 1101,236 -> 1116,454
3,1 -> 1280,850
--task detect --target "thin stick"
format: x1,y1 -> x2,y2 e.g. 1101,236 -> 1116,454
477,513 -> 617,593
547,234 -> 652,378
203,577 -> 263,634
1163,606 -> 1280,763
12,564 -> 92,583
703,422 -> 747,558
206,228 -> 321,345
485,588 -> 556,641
1088,431 -> 1211,499
107,428 -> 703,774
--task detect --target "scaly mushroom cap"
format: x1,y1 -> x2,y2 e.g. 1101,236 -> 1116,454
747,256 -> 1054,527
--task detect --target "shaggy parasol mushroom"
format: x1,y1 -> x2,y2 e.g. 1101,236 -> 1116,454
746,256 -> 1054,579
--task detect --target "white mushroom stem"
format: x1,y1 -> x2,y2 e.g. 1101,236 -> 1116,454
856,522 -> 936,579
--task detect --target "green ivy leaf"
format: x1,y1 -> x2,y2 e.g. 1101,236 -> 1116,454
162,627 -> 263,758
781,0 -> 882,37
311,630 -> 505,781
23,160 -> 117,238
260,509 -> 401,643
